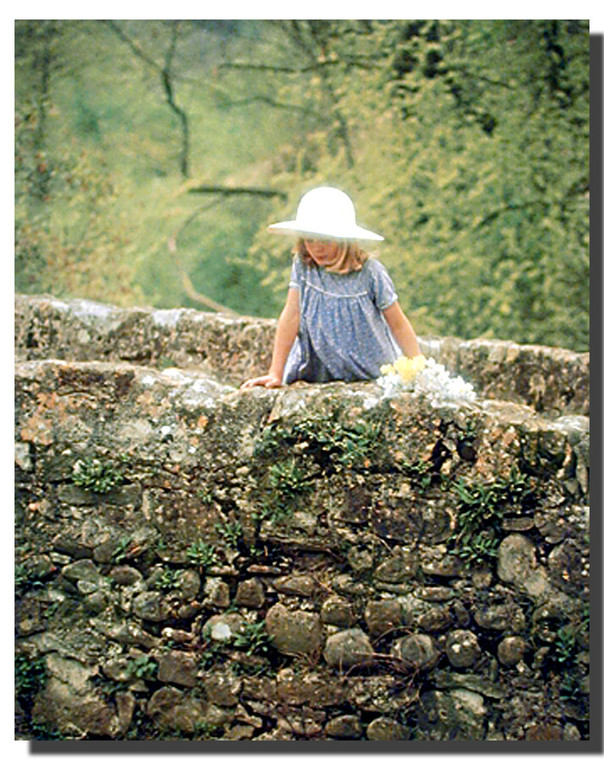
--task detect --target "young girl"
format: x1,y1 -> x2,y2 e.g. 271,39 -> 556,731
241,186 -> 423,389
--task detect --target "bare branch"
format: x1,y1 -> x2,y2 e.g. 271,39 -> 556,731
187,185 -> 287,200
162,21 -> 190,178
218,58 -> 376,73
105,20 -> 191,178
103,20 -> 160,71
217,93 -> 322,118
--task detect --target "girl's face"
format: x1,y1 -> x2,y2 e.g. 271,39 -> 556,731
304,238 -> 341,268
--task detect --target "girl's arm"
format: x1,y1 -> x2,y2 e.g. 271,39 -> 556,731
241,288 -> 300,388
383,301 -> 423,358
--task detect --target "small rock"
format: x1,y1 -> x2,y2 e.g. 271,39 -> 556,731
420,547 -> 464,577
417,689 -> 486,740
418,605 -> 452,632
320,596 -> 356,628
132,591 -> 171,622
502,516 -> 534,532
203,577 -> 230,608
473,603 -> 526,632
146,686 -> 207,734
276,668 -> 346,706
419,586 -> 455,601
115,691 -> 136,734
391,633 -> 439,671
497,534 -> 550,598
364,598 -> 402,638
110,565 -> 143,586
325,714 -> 363,738
62,559 -> 99,584
547,540 -> 585,593
204,670 -> 241,707
346,545 -> 374,573
202,612 -> 246,642
265,603 -> 322,656
471,567 -> 493,589
331,573 -> 370,597
366,716 -> 405,741
177,601 -> 203,620
451,599 -> 471,627
276,710 -> 324,738
374,546 -> 418,582
83,590 -> 110,613
563,723 -> 582,741
446,629 -> 481,668
15,442 -> 33,471
157,651 -> 198,688
161,627 -> 194,646
102,657 -> 132,682
497,636 -> 526,666
525,723 -> 563,741
234,578 -> 265,608
272,574 -> 317,597
228,724 -> 255,740
324,628 -> 374,670
179,569 -> 201,600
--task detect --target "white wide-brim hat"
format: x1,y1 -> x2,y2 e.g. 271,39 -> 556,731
268,186 -> 384,242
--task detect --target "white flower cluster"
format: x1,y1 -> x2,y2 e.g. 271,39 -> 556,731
377,357 -> 477,406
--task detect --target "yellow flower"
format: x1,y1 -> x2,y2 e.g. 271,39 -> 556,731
380,355 -> 426,383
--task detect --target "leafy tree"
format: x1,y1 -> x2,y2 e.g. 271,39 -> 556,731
14,20 -> 589,349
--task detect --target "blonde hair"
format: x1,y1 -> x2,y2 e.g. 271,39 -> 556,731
294,238 -> 370,274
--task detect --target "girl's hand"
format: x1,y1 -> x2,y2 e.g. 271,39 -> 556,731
241,373 -> 282,390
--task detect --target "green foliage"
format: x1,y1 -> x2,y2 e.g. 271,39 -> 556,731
111,536 -> 134,564
185,539 -> 217,568
72,457 -> 125,493
125,655 -> 158,680
199,635 -> 227,669
449,469 -> 533,567
15,654 -> 47,704
232,620 -> 273,656
400,459 -> 433,493
15,563 -> 45,595
553,625 -> 579,667
15,20 -> 588,349
152,568 -> 183,592
257,412 -> 388,474
216,520 -> 243,548
268,459 -> 310,499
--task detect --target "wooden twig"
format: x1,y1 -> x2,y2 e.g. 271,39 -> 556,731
187,185 -> 287,200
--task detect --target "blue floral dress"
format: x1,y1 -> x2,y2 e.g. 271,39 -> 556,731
283,256 -> 402,384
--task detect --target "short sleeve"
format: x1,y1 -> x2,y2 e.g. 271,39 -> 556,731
289,256 -> 303,289
368,259 -> 398,310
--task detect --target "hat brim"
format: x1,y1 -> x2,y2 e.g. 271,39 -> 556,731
268,220 -> 384,242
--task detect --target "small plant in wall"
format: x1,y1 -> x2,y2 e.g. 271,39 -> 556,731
186,539 -> 217,569
232,620 -> 273,657
216,520 -> 243,549
125,655 -> 158,681
151,568 -> 183,592
72,456 -> 125,493
448,469 -> 535,568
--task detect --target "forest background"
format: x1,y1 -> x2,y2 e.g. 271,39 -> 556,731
14,19 -> 590,351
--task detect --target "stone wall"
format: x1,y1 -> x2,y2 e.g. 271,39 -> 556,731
15,294 -> 589,415
14,295 -> 590,742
